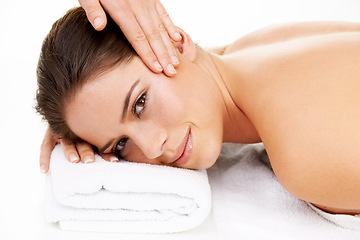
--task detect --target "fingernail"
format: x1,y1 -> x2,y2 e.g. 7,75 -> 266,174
69,153 -> 78,163
84,156 -> 94,164
174,32 -> 182,40
110,156 -> 119,162
154,61 -> 163,71
40,165 -> 47,174
171,56 -> 179,65
167,64 -> 177,74
93,17 -> 103,29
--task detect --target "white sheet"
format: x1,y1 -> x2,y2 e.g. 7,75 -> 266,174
208,143 -> 360,239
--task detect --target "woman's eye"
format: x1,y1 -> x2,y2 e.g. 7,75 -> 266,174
133,93 -> 146,118
115,138 -> 128,155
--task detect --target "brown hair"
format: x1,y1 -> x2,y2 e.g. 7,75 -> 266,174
35,7 -> 136,141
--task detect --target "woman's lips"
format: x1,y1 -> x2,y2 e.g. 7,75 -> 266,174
173,128 -> 193,166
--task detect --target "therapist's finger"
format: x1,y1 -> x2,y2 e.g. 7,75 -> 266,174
76,141 -> 96,164
149,6 -> 179,67
132,6 -> 176,76
78,0 -> 107,30
155,0 -> 182,43
106,5 -> 166,74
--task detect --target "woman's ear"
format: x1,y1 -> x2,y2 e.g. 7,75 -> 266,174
173,27 -> 197,62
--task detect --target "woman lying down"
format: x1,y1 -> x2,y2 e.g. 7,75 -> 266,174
35,7 -> 360,216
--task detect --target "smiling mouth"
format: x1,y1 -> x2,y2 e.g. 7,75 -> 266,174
172,128 -> 193,166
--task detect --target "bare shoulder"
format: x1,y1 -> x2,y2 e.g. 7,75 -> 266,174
223,21 -> 360,55
223,25 -> 360,213
206,45 -> 228,55
252,32 -> 360,212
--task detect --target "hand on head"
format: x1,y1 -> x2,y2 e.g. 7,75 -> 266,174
78,0 -> 182,76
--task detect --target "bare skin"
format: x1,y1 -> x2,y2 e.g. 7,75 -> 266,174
215,21 -> 360,214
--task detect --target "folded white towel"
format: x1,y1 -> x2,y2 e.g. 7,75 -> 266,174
45,144 -> 211,233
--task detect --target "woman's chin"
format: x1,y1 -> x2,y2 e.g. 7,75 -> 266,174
190,146 -> 222,170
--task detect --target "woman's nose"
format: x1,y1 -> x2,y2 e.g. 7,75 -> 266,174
130,120 -> 167,159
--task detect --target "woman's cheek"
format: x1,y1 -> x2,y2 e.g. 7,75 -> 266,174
123,144 -> 150,164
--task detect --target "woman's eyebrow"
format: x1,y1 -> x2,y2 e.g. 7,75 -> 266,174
121,79 -> 140,123
99,79 -> 141,153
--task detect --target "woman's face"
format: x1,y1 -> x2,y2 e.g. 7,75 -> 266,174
65,56 -> 224,169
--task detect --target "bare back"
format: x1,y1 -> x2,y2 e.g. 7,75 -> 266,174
220,21 -> 360,213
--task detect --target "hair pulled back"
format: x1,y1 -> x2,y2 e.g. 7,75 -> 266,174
35,7 -> 136,141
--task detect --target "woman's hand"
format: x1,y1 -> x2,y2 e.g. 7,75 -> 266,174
78,0 -> 181,76
39,126 -> 118,174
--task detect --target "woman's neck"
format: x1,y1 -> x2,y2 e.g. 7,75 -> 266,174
193,49 -> 261,143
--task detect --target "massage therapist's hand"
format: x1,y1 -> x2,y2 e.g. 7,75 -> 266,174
39,126 -> 119,174
78,0 -> 181,76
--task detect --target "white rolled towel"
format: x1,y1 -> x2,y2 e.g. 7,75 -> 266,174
45,145 -> 211,233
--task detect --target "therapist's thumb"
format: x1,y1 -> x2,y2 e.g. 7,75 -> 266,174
78,0 -> 107,30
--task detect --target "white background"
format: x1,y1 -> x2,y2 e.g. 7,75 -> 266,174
0,0 -> 359,239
